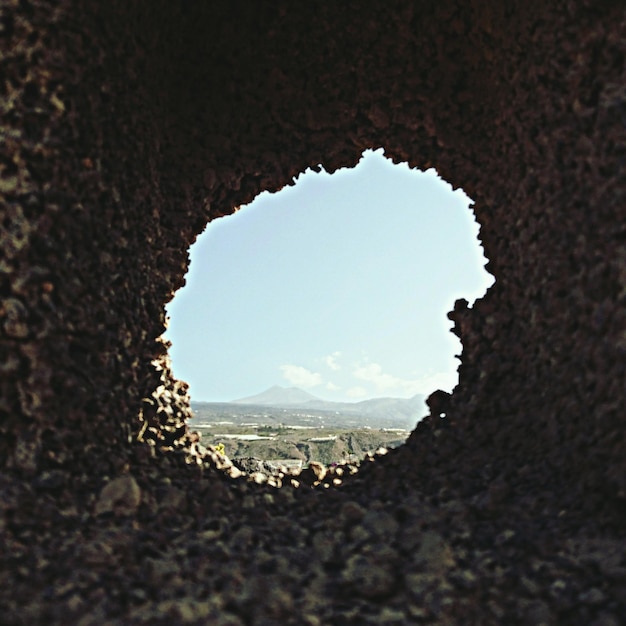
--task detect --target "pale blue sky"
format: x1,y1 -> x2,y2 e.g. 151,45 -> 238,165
165,149 -> 493,402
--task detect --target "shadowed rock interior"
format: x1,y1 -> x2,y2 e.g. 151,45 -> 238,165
0,1 -> 624,623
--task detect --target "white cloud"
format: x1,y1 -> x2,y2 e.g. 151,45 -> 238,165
279,364 -> 322,388
324,351 -> 342,371
346,386 -> 368,398
352,361 -> 437,396
413,371 -> 457,394
353,362 -> 408,392
326,381 -> 341,391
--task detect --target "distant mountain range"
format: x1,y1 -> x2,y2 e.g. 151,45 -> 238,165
233,385 -> 321,406
231,385 -> 427,424
233,385 -> 320,406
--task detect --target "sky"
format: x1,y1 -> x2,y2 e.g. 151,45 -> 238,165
165,149 -> 494,403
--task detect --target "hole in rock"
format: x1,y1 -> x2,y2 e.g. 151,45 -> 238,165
165,149 -> 493,470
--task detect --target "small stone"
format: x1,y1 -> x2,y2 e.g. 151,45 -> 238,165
228,466 -> 243,479
488,600 -> 506,620
495,529 -> 516,545
312,531 -> 337,564
308,461 -> 327,481
360,509 -> 399,539
520,576 -> 540,596
94,475 -> 141,516
453,569 -> 478,590
159,486 -> 187,511
155,599 -> 217,623
414,530 -> 455,572
549,578 -> 568,598
378,607 -> 407,624
80,541 -> 118,567
250,471 -> 268,484
590,612 -> 621,626
405,572 -> 436,599
200,529 -> 221,541
1,298 -> 29,338
145,557 -> 179,586
343,554 -> 396,598
263,586 -> 294,619
519,599 -> 551,625
231,526 -> 255,549
578,587 -> 606,605
340,500 -> 366,524
66,594 -> 84,612
34,469 -> 67,491
408,604 -> 429,619
347,522 -> 369,545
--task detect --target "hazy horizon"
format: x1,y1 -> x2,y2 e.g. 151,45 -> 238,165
228,383 -> 426,404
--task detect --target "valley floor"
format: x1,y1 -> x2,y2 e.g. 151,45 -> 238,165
192,423 -> 409,466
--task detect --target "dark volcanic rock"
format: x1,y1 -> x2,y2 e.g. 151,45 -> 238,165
0,0 -> 624,624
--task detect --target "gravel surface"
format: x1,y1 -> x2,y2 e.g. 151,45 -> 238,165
1,422 -> 624,625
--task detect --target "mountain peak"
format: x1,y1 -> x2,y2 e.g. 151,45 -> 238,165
232,386 -> 321,406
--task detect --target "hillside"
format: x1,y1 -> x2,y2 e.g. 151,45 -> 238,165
202,386 -> 427,430
191,421 -> 409,466
189,395 -> 418,465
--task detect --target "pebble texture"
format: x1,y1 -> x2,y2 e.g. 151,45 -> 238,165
0,0 -> 625,624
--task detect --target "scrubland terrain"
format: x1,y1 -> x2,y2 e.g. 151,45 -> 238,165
190,401 -> 413,465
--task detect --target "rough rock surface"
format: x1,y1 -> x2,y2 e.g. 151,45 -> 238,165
0,0 -> 624,624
